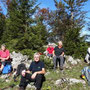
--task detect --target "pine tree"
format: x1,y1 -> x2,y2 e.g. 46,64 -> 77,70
1,0 -> 48,56
0,13 -> 6,41
47,0 -> 88,58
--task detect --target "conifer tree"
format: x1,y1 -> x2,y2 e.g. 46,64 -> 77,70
0,13 -> 5,41
1,0 -> 48,55
47,0 -> 88,58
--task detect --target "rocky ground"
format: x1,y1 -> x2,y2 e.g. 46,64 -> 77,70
0,52 -> 90,90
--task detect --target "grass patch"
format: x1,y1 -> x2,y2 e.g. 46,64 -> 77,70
0,61 -> 90,90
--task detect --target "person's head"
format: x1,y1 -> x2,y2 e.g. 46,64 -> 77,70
34,53 -> 40,62
58,41 -> 63,47
1,44 -> 6,51
48,43 -> 52,48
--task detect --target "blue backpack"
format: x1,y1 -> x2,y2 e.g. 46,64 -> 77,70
2,64 -> 12,74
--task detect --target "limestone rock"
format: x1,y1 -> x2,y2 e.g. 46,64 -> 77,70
55,78 -> 86,86
69,78 -> 86,85
66,56 -> 81,65
10,51 -> 30,69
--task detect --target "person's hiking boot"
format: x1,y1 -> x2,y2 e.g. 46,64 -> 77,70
60,67 -> 63,71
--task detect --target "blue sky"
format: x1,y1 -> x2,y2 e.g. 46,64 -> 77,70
37,0 -> 56,10
0,0 -> 7,15
37,0 -> 90,37
0,0 -> 90,36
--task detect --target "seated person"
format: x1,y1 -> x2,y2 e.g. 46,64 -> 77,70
53,41 -> 65,70
46,43 -> 54,58
85,47 -> 90,63
19,53 -> 45,90
0,44 -> 10,72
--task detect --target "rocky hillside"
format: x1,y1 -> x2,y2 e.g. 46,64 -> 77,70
0,52 -> 90,90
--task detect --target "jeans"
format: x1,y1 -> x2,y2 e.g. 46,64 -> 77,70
19,73 -> 45,89
53,55 -> 64,69
1,60 -> 11,66
47,53 -> 53,57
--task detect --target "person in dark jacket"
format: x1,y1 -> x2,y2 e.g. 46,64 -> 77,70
19,53 -> 45,90
53,41 -> 65,70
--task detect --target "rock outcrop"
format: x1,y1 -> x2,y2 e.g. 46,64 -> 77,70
10,51 -> 32,69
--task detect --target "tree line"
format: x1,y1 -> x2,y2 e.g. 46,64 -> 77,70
0,0 -> 89,59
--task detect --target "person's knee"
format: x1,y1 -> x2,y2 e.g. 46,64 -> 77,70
36,74 -> 43,79
53,56 -> 56,60
59,56 -> 64,60
2,61 -> 5,66
60,55 -> 64,58
36,74 -> 45,83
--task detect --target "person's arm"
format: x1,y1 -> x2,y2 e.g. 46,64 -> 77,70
35,68 -> 45,74
1,55 -> 10,61
21,62 -> 33,77
31,61 -> 45,79
0,57 -> 9,61
61,52 -> 64,56
0,51 -> 2,60
26,70 -> 31,74
0,57 -> 3,60
46,48 -> 49,56
21,70 -> 31,77
0,52 -> 5,60
46,51 -> 48,56
5,50 -> 10,60
60,47 -> 65,56
0,57 -> 6,61
4,56 -> 10,60
53,50 -> 55,57
31,68 -> 45,79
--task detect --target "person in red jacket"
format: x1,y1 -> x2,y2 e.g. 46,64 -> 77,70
0,44 -> 10,72
46,43 -> 54,58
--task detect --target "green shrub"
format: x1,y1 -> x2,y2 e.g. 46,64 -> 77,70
40,55 -> 53,69
64,28 -> 88,59
21,49 -> 37,59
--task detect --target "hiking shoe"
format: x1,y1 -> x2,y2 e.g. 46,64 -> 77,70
60,67 -> 63,70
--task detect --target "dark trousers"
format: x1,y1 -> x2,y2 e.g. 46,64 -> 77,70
53,55 -> 64,69
19,73 -> 45,89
